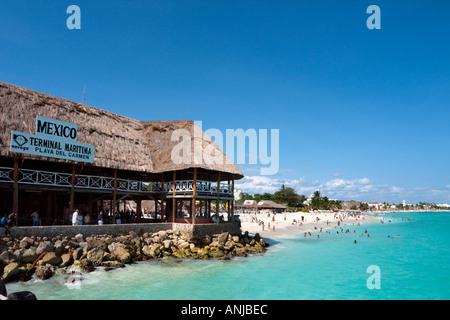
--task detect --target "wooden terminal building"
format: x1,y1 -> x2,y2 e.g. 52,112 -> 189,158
0,82 -> 244,226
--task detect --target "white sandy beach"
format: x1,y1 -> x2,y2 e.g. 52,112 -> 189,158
239,211 -> 381,239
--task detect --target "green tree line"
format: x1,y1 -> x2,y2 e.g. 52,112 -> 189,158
236,186 -> 342,211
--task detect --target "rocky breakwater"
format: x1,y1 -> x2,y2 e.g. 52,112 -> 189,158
0,230 -> 268,283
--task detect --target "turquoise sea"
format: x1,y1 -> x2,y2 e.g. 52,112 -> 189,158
6,211 -> 450,300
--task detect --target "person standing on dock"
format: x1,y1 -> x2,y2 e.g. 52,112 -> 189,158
98,211 -> 103,225
71,209 -> 79,226
30,210 -> 39,226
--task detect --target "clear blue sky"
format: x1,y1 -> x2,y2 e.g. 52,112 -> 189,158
1,1 -> 449,203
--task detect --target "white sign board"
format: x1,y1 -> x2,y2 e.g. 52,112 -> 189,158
10,116 -> 95,163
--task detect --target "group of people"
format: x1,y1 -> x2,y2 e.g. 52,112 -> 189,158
0,211 -> 18,236
70,209 -> 138,226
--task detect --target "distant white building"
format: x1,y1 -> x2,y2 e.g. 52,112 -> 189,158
402,199 -> 406,207
368,202 -> 380,210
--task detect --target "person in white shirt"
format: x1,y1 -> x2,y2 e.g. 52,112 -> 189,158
72,209 -> 79,226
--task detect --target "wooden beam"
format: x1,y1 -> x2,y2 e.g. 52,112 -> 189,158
172,171 -> 176,222
13,156 -> 19,225
231,175 -> 235,218
216,172 -> 221,217
69,164 -> 76,215
136,198 -> 141,223
112,168 -> 118,224
46,193 -> 52,224
161,173 -> 165,221
192,168 -> 197,224
53,193 -> 58,225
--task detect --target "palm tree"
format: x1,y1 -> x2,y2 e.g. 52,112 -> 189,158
311,190 -> 322,210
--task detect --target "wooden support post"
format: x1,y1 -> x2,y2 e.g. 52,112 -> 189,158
231,175 -> 235,219
69,164 -> 76,216
46,193 -> 52,225
216,172 -> 221,217
172,171 -> 176,222
227,174 -> 231,221
112,168 -> 118,224
207,200 -> 211,219
136,198 -> 141,223
88,195 -> 93,223
53,193 -> 58,225
13,157 -> 19,225
192,168 -> 197,224
161,173 -> 165,221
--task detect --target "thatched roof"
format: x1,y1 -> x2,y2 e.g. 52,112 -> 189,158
0,81 -> 243,179
257,200 -> 288,209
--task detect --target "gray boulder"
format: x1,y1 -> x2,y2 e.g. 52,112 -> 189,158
72,248 -> 84,261
87,248 -> 104,266
142,243 -> 162,258
19,247 -> 38,263
36,242 -> 54,255
35,265 -> 53,280
163,240 -> 173,249
78,242 -> 91,253
41,252 -> 62,266
177,241 -> 190,250
217,232 -> 229,245
19,237 -> 34,249
74,233 -> 84,243
0,251 -> 18,265
1,262 -> 20,282
60,253 -> 73,268
108,242 -> 131,264
54,240 -> 66,254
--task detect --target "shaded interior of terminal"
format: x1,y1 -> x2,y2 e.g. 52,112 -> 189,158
0,156 -> 236,226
